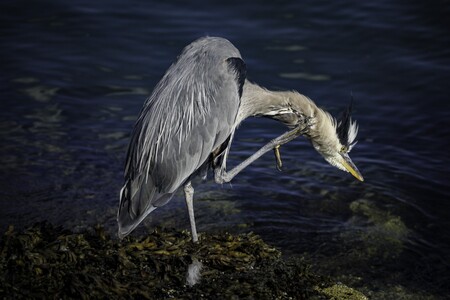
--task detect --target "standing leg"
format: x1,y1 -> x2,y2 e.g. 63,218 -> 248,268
184,181 -> 203,285
184,181 -> 198,242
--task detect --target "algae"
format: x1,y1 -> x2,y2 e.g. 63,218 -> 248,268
308,199 -> 443,299
0,222 -> 365,299
349,199 -> 409,259
318,284 -> 368,300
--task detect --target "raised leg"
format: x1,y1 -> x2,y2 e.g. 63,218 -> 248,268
184,181 -> 198,242
215,122 -> 309,184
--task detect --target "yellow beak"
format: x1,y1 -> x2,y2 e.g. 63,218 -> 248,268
339,153 -> 364,182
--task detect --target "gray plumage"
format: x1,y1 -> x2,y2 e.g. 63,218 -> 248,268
118,36 -> 363,240
118,37 -> 244,237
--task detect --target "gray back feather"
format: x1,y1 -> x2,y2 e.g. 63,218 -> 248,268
118,37 -> 245,237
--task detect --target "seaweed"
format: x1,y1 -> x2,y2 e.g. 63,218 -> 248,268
0,222 -> 366,299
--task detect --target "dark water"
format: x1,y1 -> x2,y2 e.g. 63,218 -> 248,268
1,0 -> 449,297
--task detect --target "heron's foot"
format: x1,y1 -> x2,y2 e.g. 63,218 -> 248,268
273,145 -> 283,171
270,117 -> 311,147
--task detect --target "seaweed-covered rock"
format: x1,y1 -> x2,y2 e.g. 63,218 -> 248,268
0,222 -> 365,299
317,284 -> 367,300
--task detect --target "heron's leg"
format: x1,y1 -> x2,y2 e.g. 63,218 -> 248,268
215,124 -> 308,184
184,181 -> 198,242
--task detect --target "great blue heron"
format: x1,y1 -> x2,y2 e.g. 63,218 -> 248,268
118,37 -> 363,242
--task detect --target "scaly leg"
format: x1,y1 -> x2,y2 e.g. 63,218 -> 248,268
184,181 -> 198,242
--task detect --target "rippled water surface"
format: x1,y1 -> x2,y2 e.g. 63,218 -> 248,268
1,0 -> 449,297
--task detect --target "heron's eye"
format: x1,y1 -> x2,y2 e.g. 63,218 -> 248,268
340,146 -> 347,153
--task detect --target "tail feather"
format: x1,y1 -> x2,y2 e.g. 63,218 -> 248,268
117,175 -> 174,239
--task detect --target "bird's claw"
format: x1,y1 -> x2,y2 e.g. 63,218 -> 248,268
273,145 -> 283,171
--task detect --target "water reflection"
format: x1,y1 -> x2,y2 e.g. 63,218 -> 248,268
279,72 -> 330,81
22,85 -> 60,102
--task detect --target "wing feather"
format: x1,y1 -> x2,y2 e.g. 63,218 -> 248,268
117,37 -> 246,237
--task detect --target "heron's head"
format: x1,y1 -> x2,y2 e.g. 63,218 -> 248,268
308,101 -> 364,181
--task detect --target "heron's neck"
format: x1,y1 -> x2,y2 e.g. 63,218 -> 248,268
238,81 -> 334,137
